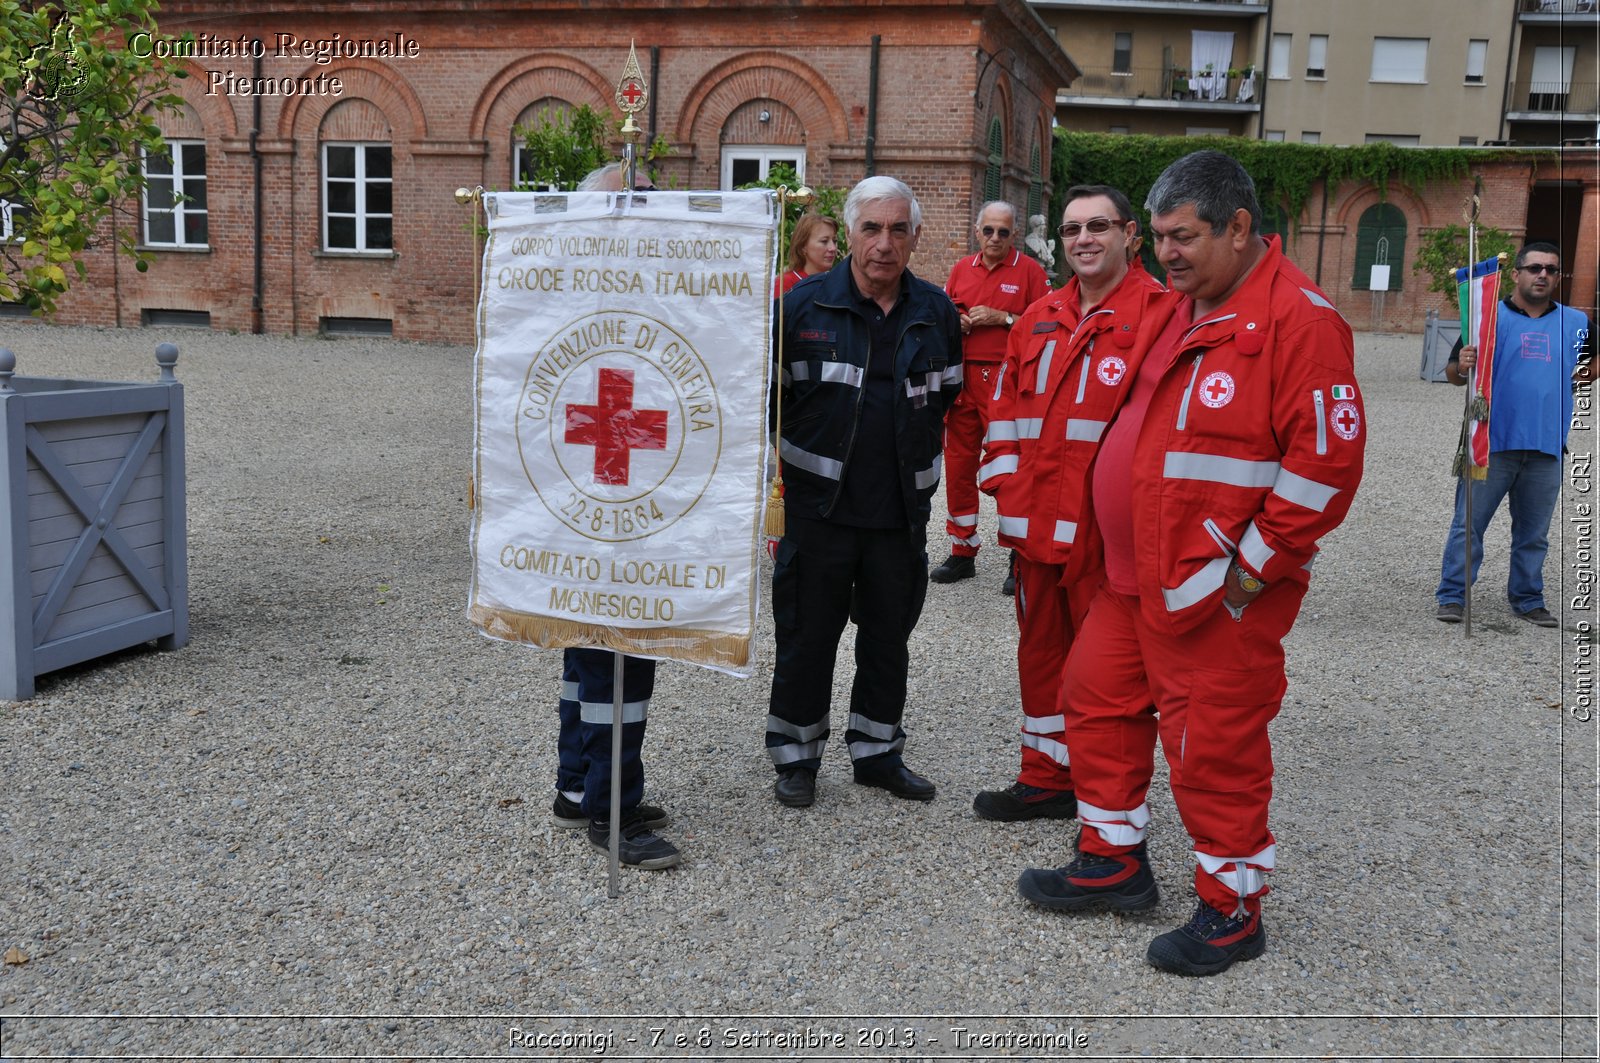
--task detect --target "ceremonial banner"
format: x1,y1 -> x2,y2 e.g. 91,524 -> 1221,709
1456,255 -> 1501,478
469,189 -> 776,675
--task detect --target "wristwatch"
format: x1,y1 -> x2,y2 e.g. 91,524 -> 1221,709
1231,560 -> 1265,594
1004,313 -> 1015,328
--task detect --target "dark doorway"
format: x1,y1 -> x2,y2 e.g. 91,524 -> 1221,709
1524,178 -> 1583,307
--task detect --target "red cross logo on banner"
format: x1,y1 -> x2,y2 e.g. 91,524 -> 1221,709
1330,400 -> 1361,441
564,368 -> 668,485
1198,370 -> 1236,409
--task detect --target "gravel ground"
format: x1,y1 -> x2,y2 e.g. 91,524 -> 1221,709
0,322 -> 1594,1062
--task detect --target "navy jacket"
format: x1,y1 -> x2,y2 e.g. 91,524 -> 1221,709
774,259 -> 963,525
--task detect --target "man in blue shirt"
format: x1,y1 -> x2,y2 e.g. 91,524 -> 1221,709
1435,241 -> 1595,627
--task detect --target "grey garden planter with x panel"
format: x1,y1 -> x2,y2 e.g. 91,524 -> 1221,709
0,344 -> 188,700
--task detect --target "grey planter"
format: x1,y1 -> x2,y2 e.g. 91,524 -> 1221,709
0,344 -> 188,700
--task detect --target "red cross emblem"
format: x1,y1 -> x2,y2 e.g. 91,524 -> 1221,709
564,368 -> 668,485
1096,355 -> 1127,386
1330,400 -> 1361,441
1197,370 -> 1236,409
619,79 -> 645,107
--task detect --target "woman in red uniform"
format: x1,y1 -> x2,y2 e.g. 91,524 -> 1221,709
776,212 -> 839,295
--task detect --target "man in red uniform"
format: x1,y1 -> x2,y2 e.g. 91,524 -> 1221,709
935,201 -> 1049,587
1016,151 -> 1365,976
973,184 -> 1164,822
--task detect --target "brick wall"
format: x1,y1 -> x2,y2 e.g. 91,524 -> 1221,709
38,0 -> 1076,344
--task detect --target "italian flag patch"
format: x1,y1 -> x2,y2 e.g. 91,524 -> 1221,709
1331,385 -> 1356,400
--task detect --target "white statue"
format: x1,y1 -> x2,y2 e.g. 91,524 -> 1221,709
1024,214 -> 1056,275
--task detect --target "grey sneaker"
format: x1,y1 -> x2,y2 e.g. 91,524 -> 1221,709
1516,605 -> 1559,628
1435,602 -> 1463,623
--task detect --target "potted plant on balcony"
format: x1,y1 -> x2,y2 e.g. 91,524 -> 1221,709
1170,67 -> 1190,97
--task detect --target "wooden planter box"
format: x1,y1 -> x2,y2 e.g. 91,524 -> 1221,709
0,344 -> 188,700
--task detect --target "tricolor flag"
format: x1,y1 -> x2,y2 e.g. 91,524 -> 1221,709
1455,255 -> 1501,480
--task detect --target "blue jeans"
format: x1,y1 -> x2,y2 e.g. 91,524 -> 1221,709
1436,449 -> 1562,612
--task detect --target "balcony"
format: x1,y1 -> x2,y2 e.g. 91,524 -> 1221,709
1518,0 -> 1598,17
1058,64 -> 1263,110
1504,78 -> 1600,120
1034,0 -> 1266,13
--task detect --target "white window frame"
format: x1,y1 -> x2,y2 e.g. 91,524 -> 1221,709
0,200 -> 17,243
1307,35 -> 1328,79
1112,32 -> 1133,75
1265,130 -> 1287,142
1301,130 -> 1322,143
322,142 -> 393,253
1465,39 -> 1488,85
1371,37 -> 1429,84
141,140 -> 208,249
1269,34 -> 1292,80
511,144 -> 558,192
720,147 -> 804,190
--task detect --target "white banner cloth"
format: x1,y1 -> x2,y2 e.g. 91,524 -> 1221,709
468,189 -> 776,675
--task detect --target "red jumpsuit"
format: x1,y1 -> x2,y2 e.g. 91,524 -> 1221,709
942,250 -> 1049,557
1068,237 -> 1365,914
979,263 -> 1166,791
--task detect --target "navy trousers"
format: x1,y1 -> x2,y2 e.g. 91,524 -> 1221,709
555,648 -> 655,821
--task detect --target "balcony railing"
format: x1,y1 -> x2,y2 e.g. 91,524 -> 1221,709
1509,79 -> 1600,114
1519,0 -> 1597,14
1060,64 -> 1261,105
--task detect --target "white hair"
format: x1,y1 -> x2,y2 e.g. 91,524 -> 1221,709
843,175 -> 923,232
975,200 -> 1019,229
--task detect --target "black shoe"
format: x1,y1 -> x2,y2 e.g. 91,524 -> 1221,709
852,761 -> 936,801
553,792 -> 669,830
973,781 -> 1077,822
1017,841 -> 1159,912
930,554 -> 977,584
1146,899 -> 1266,976
1435,602 -> 1463,623
1002,551 -> 1017,596
774,767 -> 816,808
1516,605 -> 1559,628
587,815 -> 682,870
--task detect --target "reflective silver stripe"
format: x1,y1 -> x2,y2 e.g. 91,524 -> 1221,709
1054,520 -> 1078,544
1074,352 -> 1091,403
1175,353 -> 1204,430
788,363 -> 811,382
905,379 -> 929,400
781,368 -> 793,388
579,698 -> 649,725
816,362 -> 864,388
1313,389 -> 1327,456
926,370 -> 942,393
770,740 -> 826,765
1065,418 -> 1107,442
998,515 -> 1029,538
1037,339 -> 1057,395
1238,521 -> 1275,572
979,454 -> 1019,480
950,529 -> 981,547
1161,556 -> 1230,612
848,737 -> 905,760
1164,451 -> 1280,489
984,419 -> 1019,444
949,512 -> 979,528
766,715 -> 830,743
992,362 -> 1007,403
1015,417 -> 1044,440
1022,713 -> 1066,734
561,680 -> 581,702
1273,467 -> 1340,512
914,456 -> 942,490
1196,843 -> 1277,897
1300,286 -> 1335,311
1078,798 -> 1151,847
1203,517 -> 1237,555
847,713 -> 899,740
941,364 -> 963,388
1021,731 -> 1071,767
780,439 -> 844,481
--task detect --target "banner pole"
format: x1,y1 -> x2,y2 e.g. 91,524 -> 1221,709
608,650 -> 623,898
1462,179 -> 1482,638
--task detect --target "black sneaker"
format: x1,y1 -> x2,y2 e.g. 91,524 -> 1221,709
587,816 -> 682,870
930,554 -> 977,583
1146,899 -> 1266,976
1435,602 -> 1463,623
553,792 -> 669,830
1516,605 -> 1559,628
973,781 -> 1077,822
1002,551 -> 1017,596
1017,841 -> 1159,912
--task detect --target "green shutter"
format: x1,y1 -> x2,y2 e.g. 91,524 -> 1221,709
1026,140 -> 1042,222
1351,203 -> 1407,291
985,117 -> 1003,202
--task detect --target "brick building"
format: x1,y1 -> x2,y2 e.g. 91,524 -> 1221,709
43,0 -> 1078,343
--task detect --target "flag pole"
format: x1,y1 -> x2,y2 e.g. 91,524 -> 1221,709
1462,178 -> 1482,638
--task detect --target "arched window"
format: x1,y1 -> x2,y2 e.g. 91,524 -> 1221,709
1026,139 -> 1042,223
513,97 -> 574,190
1351,202 -> 1407,291
984,116 -> 1004,203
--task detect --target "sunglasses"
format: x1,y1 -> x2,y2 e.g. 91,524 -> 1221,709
980,226 -> 1012,238
1518,263 -> 1561,276
1058,218 -> 1129,239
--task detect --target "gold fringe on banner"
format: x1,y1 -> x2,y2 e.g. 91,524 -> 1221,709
468,604 -> 752,670
763,478 -> 784,540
